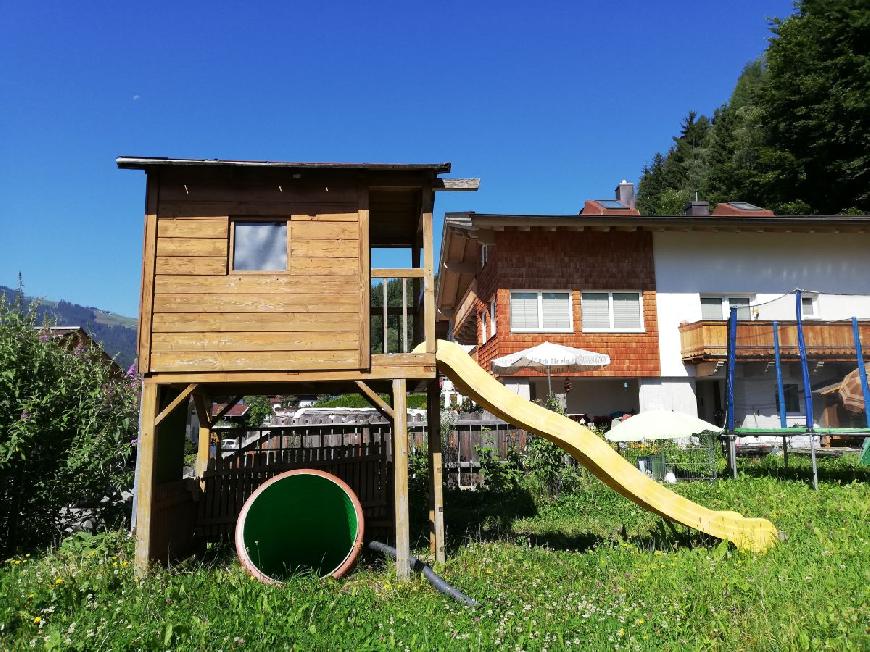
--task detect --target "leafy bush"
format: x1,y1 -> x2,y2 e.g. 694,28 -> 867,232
0,295 -> 137,554
314,392 -> 427,410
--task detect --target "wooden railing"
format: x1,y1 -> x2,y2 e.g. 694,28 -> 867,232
370,268 -> 427,354
679,319 -> 870,362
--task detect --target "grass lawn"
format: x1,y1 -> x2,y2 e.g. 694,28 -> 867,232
1,455 -> 868,650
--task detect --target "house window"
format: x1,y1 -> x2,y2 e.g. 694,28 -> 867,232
700,296 -> 752,320
581,292 -> 643,332
510,291 -> 572,332
232,220 -> 288,271
776,383 -> 802,414
479,311 -> 487,345
801,295 -> 817,319
489,297 -> 497,337
480,244 -> 489,268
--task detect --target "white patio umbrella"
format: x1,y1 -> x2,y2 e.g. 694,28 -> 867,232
491,341 -> 611,394
605,410 -> 722,442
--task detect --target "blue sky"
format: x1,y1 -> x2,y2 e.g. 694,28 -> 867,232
0,1 -> 793,317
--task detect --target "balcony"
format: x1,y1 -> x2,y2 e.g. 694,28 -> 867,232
679,320 -> 870,363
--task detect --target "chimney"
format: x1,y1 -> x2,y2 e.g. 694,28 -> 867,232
615,179 -> 635,209
684,201 -> 710,216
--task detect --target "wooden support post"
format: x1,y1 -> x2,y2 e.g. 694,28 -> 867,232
421,185 -> 436,353
134,381 -> 160,576
391,378 -> 410,580
192,391 -> 212,484
426,380 -> 446,564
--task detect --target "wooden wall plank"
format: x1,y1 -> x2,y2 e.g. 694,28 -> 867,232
157,238 -> 228,257
156,256 -> 227,275
154,274 -> 356,295
289,257 -> 359,275
151,350 -> 359,372
152,312 -> 359,333
292,212 -> 358,222
157,218 -> 228,239
158,201 -> 355,218
290,239 -> 359,258
153,293 -> 358,313
291,221 -> 358,240
151,331 -> 359,352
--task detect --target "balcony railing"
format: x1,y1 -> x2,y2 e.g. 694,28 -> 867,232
679,319 -> 870,363
370,268 -> 426,354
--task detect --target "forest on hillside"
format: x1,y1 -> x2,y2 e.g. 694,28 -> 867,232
0,285 -> 137,369
637,0 -> 868,216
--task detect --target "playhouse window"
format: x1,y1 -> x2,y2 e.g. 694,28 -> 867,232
232,221 -> 288,271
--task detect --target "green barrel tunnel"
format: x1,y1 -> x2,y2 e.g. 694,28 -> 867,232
235,469 -> 364,582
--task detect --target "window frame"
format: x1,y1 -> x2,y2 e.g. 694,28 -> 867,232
489,296 -> 497,338
800,294 -> 819,320
229,216 -> 291,274
776,383 -> 802,415
509,289 -> 574,333
580,290 -> 645,333
699,294 -> 755,321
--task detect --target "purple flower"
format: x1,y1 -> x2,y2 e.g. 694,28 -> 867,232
20,410 -> 30,421
126,363 -> 137,378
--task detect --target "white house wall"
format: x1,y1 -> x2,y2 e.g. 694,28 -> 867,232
654,231 -> 870,378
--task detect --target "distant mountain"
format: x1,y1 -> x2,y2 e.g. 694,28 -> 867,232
0,286 -> 138,369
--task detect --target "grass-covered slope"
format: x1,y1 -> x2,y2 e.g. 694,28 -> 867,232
1,455 -> 867,650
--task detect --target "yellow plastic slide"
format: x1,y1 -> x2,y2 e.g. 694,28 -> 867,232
432,339 -> 778,552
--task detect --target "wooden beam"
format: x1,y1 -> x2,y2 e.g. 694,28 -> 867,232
421,185 -> 436,354
426,380 -> 446,564
433,178 -> 480,191
192,390 -> 212,482
354,380 -> 394,420
392,378 -> 410,579
134,382 -> 160,576
371,268 -> 425,278
442,260 -> 477,275
153,383 -> 198,427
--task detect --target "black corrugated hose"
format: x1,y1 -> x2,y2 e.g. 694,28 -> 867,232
368,541 -> 478,607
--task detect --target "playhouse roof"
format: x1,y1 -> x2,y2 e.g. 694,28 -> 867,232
116,156 -> 452,174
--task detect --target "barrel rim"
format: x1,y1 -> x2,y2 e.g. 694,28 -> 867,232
234,468 -> 365,583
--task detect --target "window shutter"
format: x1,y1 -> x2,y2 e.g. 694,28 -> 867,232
510,292 -> 539,330
541,292 -> 570,329
729,297 -> 751,320
612,293 -> 642,329
700,297 -> 723,320
581,293 -> 610,330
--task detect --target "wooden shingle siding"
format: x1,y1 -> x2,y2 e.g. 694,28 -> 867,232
145,174 -> 366,372
474,230 -> 661,378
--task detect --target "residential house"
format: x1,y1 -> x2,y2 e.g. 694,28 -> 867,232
436,182 -> 870,430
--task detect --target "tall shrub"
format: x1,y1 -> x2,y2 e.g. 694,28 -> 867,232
0,295 -> 137,554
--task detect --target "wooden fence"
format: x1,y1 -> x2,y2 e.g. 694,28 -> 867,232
196,419 -> 531,541
197,424 -> 393,541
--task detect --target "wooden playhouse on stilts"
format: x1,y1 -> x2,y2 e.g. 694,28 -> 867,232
119,157 -> 478,578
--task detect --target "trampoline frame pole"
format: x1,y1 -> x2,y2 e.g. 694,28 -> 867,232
795,290 -> 817,490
